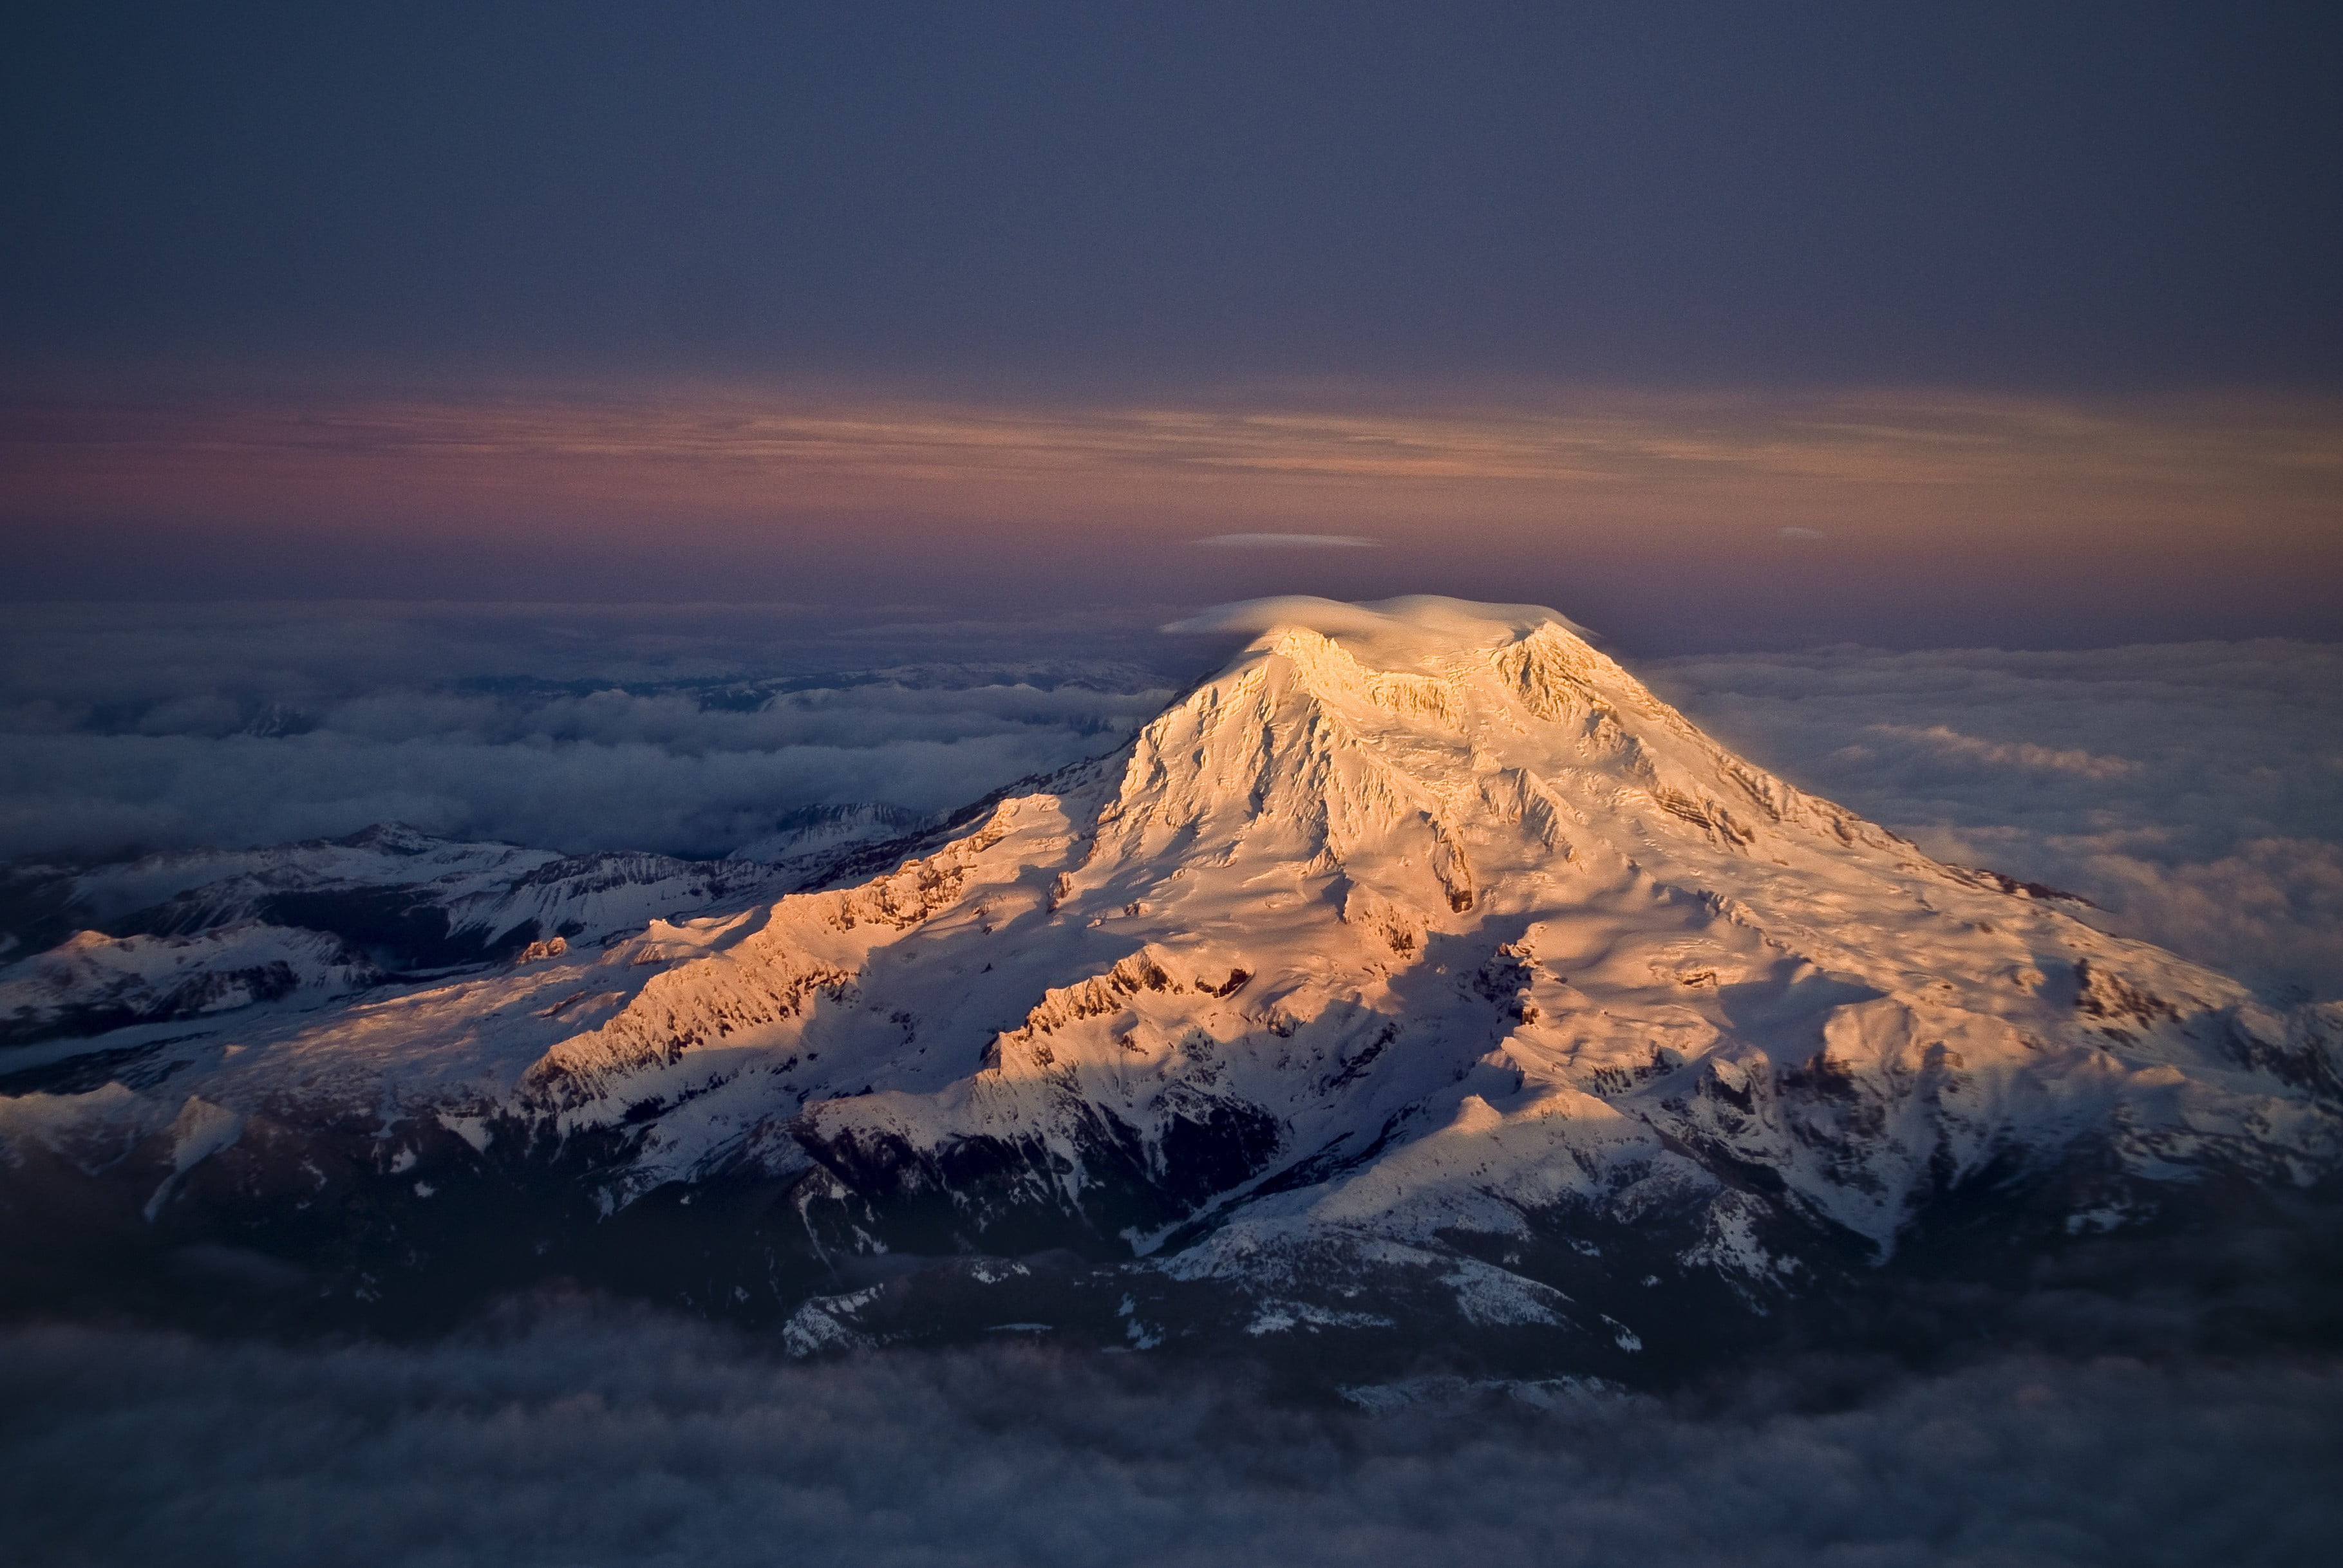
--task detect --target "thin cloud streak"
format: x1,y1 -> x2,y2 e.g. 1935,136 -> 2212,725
1863,722 -> 2142,781
6,384 -> 2339,543
1196,533 -> 1382,549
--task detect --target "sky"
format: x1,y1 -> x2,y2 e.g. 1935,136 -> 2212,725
4,2 -> 2340,646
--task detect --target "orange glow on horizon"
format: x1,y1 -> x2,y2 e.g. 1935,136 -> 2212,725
3,384 -> 2339,560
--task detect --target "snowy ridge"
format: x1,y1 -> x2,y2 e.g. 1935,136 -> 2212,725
0,922 -> 377,1046
0,815 -> 930,1046
0,816 -> 918,972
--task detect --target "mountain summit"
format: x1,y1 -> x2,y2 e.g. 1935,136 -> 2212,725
5,597 -> 2338,1375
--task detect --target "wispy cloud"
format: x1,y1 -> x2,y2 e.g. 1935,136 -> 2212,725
5,384 -> 2338,543
1864,722 -> 2141,779
1194,533 -> 1380,548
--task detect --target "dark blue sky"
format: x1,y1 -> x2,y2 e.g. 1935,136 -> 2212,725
8,1 -> 2340,390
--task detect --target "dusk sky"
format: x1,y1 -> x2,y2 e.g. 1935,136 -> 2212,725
6,2 -> 2340,649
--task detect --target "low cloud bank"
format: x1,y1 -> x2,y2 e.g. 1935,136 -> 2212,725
0,603 -> 1188,861
3,1303 -> 2337,1567
1647,640 -> 2343,998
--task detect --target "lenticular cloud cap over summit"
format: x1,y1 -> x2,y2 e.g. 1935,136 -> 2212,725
1162,594 -> 1595,647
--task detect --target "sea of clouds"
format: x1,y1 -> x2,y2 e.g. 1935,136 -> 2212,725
0,602 -> 1190,863
4,1300 -> 2338,1568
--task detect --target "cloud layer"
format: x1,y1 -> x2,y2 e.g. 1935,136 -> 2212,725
3,1304 -> 2337,1567
12,387 -> 2338,539
1194,533 -> 1382,549
0,603 -> 1189,862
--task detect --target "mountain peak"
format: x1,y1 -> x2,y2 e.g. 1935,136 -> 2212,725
1115,597 -> 1893,928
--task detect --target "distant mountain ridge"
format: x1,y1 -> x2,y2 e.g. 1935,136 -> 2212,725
3,597 -> 2337,1381
0,810 -> 933,1049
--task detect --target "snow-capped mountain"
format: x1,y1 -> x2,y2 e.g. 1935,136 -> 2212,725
3,597 -> 2337,1378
